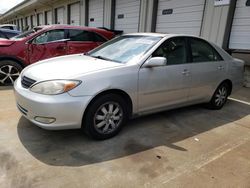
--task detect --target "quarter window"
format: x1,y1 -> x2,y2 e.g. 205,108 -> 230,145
152,37 -> 187,65
92,32 -> 107,42
189,38 -> 223,63
33,29 -> 65,44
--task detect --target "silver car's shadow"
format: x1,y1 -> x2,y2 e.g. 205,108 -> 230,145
17,99 -> 250,166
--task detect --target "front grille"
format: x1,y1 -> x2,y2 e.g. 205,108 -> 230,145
21,76 -> 36,89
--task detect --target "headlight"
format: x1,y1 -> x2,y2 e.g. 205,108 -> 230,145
30,80 -> 81,95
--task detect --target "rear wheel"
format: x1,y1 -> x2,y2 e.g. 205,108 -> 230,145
0,60 -> 22,86
208,82 -> 230,110
83,94 -> 128,140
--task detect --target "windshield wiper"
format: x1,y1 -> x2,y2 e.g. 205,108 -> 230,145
91,55 -> 112,61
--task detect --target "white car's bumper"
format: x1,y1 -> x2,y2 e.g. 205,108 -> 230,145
14,77 -> 92,130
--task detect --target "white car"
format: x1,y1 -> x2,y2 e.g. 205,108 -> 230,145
14,33 -> 244,139
0,24 -> 18,31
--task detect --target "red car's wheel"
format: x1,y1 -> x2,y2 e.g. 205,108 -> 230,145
0,60 -> 22,86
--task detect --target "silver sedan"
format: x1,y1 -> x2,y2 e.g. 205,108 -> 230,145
14,33 -> 244,139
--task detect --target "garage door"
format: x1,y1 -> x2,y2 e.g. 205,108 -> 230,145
88,0 -> 104,27
114,0 -> 140,33
17,19 -> 20,29
46,11 -> 52,25
56,7 -> 64,24
38,13 -> 43,25
69,2 -> 80,26
20,18 -> 25,31
229,0 -> 250,50
27,16 -> 31,29
156,0 -> 205,35
32,15 -> 37,27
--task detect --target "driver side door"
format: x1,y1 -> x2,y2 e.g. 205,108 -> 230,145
138,37 -> 191,113
28,29 -> 67,64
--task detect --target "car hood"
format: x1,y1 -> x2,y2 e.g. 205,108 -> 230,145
0,39 -> 15,46
23,54 -> 123,81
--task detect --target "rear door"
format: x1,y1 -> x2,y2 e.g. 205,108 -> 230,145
66,29 -> 107,54
28,29 -> 67,64
138,37 -> 191,112
187,37 -> 226,102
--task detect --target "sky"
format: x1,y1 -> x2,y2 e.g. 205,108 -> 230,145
0,0 -> 24,14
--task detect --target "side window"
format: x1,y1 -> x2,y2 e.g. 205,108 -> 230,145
190,38 -> 223,63
6,32 -> 16,38
33,30 -> 65,44
92,32 -> 107,42
152,37 -> 187,65
0,31 -> 6,38
68,30 -> 92,42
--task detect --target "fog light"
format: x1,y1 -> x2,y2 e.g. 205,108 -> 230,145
34,116 -> 56,124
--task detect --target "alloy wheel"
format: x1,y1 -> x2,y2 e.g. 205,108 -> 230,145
214,86 -> 227,106
0,65 -> 20,85
94,102 -> 123,134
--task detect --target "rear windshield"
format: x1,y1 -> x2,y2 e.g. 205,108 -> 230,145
11,30 -> 35,40
11,27 -> 43,40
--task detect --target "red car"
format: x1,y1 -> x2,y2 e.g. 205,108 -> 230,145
0,25 -> 115,85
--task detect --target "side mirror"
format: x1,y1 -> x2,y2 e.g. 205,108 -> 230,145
143,57 -> 167,68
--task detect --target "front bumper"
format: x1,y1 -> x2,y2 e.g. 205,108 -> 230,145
14,77 -> 92,130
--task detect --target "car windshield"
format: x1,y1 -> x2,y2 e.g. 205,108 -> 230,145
88,35 -> 162,63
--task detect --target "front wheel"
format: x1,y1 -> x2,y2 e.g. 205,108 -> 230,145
208,82 -> 230,110
0,60 -> 22,86
83,94 -> 128,140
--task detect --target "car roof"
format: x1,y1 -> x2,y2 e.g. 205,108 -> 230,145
36,24 -> 110,32
0,24 -> 16,27
123,32 -> 205,40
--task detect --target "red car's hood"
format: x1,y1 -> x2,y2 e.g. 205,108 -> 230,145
0,39 -> 15,47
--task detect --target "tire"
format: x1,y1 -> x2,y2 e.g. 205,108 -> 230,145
83,94 -> 129,140
0,60 -> 22,86
208,82 -> 230,110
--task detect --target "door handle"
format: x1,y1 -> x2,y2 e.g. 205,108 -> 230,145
56,46 -> 67,50
182,69 -> 190,76
217,65 -> 224,70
